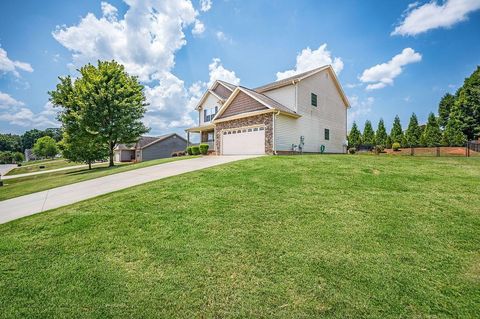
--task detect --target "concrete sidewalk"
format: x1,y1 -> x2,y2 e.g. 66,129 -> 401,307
0,164 -> 17,177
0,155 -> 258,224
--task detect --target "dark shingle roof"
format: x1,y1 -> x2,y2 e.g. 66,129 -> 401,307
254,65 -> 330,92
115,134 -> 186,150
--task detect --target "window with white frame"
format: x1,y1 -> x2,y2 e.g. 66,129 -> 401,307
203,106 -> 218,122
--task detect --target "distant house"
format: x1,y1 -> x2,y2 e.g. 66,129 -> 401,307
114,133 -> 187,162
185,65 -> 350,155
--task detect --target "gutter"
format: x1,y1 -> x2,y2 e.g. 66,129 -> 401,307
273,110 -> 280,155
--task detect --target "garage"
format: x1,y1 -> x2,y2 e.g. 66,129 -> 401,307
221,126 -> 265,155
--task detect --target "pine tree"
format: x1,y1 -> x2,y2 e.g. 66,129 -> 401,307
438,93 -> 455,128
404,113 -> 422,147
362,120 -> 376,146
348,122 -> 362,148
390,115 -> 404,145
422,113 -> 442,147
443,116 -> 466,146
375,119 -> 388,147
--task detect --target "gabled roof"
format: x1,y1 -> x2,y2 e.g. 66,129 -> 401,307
115,134 -> 186,151
194,80 -> 238,110
254,65 -> 350,108
213,86 -> 299,121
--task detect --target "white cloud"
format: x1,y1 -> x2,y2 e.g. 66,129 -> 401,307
0,91 -> 24,109
200,0 -> 212,12
359,48 -> 422,90
0,99 -> 58,128
392,0 -> 480,36
192,19 -> 205,35
215,31 -> 233,44
206,58 -> 240,87
0,46 -> 34,77
52,0 -> 216,134
348,96 -> 374,125
276,44 -> 343,80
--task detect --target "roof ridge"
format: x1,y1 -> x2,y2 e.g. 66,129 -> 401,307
254,65 -> 330,92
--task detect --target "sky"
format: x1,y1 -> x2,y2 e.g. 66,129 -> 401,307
0,0 -> 479,136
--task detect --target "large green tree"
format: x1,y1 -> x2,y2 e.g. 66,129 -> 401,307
362,120 -> 375,146
21,129 -> 46,150
348,122 -> 362,148
449,66 -> 480,140
33,136 -> 58,159
438,93 -> 455,128
422,113 -> 442,147
375,119 -> 388,147
0,134 -> 22,152
404,113 -> 422,147
442,117 -> 467,146
50,60 -> 149,166
390,115 -> 404,145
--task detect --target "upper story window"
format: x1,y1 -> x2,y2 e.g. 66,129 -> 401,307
311,93 -> 317,107
324,128 -> 330,140
203,106 -> 218,122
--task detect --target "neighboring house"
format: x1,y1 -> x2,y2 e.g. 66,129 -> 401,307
24,149 -> 37,162
114,133 -> 187,162
185,65 -> 350,155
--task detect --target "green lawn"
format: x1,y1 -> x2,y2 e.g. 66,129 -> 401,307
7,158 -> 83,175
0,155 -> 479,318
0,156 -> 194,201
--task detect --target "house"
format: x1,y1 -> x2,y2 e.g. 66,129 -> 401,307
185,65 -> 350,155
114,133 -> 187,162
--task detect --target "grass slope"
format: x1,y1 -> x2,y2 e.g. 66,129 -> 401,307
7,158 -> 82,175
0,155 -> 479,318
0,156 -> 194,201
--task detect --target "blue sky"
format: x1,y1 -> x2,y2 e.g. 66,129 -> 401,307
1,0 -> 479,135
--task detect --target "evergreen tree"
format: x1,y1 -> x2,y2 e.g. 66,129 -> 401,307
362,120 -> 376,146
390,115 -> 404,145
404,113 -> 422,147
348,122 -> 362,148
443,116 -> 467,146
438,93 -> 455,128
449,66 -> 480,140
422,112 -> 442,147
375,118 -> 388,147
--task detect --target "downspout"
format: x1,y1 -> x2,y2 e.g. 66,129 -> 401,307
273,110 -> 280,155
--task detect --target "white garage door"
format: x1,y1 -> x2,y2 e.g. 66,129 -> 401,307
222,126 -> 265,155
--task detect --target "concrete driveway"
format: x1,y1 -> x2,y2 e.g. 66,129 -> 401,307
0,164 -> 17,177
0,155 -> 259,224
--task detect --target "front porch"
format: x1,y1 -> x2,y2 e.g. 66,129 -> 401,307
185,124 -> 216,153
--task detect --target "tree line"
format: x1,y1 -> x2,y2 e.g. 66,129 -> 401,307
348,66 -> 480,149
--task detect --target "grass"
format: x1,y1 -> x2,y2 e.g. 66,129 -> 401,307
0,155 -> 479,318
7,158 -> 83,175
0,156 -> 195,201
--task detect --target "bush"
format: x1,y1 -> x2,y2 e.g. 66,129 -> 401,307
186,146 -> 193,155
171,151 -> 186,157
392,142 -> 401,151
171,152 -> 178,157
199,144 -> 209,155
374,145 -> 385,154
13,151 -> 24,163
348,147 -> 356,154
191,146 -> 200,155
17,163 -> 22,167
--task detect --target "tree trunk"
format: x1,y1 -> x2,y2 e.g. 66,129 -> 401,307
88,161 -> 92,170
109,143 -> 114,167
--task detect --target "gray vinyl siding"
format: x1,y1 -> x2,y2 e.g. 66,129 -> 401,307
141,135 -> 187,161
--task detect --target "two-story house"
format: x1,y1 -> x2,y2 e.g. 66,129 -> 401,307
185,65 -> 350,155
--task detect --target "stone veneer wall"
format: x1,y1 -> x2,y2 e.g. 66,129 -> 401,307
215,113 -> 274,154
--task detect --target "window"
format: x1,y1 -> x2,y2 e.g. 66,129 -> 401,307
324,128 -> 330,140
311,93 -> 317,107
207,132 -> 214,141
203,106 -> 218,122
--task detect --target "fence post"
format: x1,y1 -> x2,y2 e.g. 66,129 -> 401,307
436,147 -> 440,157
410,147 -> 414,156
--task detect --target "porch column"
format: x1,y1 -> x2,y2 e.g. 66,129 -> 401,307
187,131 -> 190,146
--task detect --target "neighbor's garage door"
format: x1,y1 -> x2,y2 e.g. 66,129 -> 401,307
222,126 -> 265,155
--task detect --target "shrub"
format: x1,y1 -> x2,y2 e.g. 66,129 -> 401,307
392,142 -> 401,151
171,152 -> 178,157
374,145 -> 385,154
186,146 -> 193,155
199,143 -> 209,155
191,146 -> 200,155
17,163 -> 22,167
348,147 -> 356,154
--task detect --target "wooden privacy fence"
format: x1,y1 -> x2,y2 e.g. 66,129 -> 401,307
382,144 -> 479,157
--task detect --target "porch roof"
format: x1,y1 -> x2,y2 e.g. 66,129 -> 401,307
185,123 -> 215,133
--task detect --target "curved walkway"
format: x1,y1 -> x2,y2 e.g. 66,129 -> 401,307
0,155 -> 258,224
